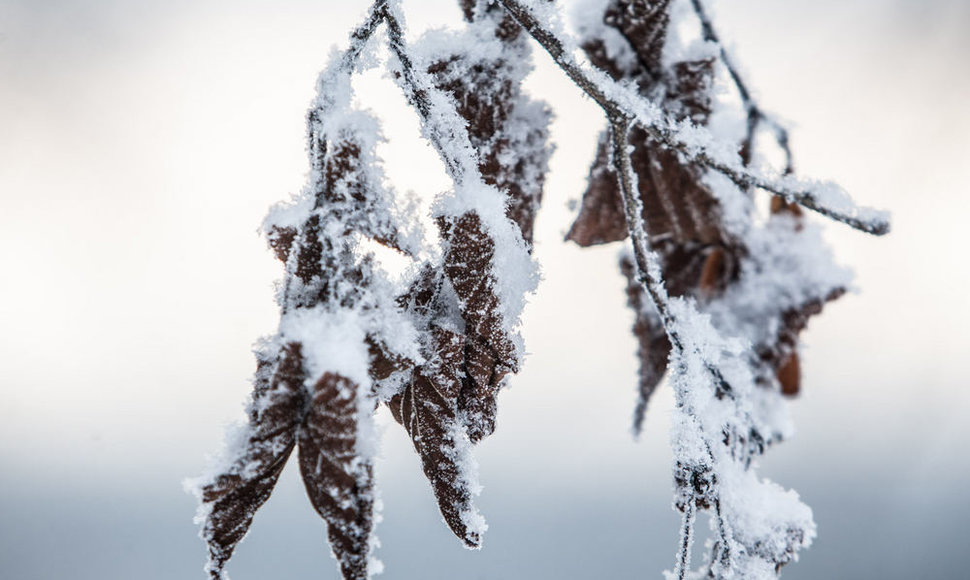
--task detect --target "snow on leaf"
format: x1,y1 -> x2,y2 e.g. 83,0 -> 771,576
387,326 -> 485,548
440,211 -> 516,441
602,0 -> 673,81
192,18 -> 417,578
192,343 -> 307,580
298,372 -> 377,580
425,4 -> 552,248
377,5 -> 551,546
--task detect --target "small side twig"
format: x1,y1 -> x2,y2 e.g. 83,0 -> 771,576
688,0 -> 793,172
674,489 -> 697,580
383,4 -> 478,186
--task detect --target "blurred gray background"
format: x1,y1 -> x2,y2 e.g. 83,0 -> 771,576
2,0 -> 968,578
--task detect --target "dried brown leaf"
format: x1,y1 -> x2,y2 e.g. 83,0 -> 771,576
640,137 -> 723,246
761,288 -> 845,396
667,58 -> 715,123
604,0 -> 672,81
770,195 -> 804,220
299,372 -> 375,580
776,352 -> 801,397
441,213 -> 516,371
441,212 -> 516,441
307,117 -> 408,255
565,132 -> 629,246
267,226 -> 298,263
198,343 -> 307,579
387,327 -> 482,547
200,95 -> 405,579
429,40 -> 549,248
567,57 -> 723,252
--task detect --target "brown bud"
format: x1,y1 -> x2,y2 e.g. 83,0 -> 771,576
698,246 -> 727,297
777,352 -> 801,397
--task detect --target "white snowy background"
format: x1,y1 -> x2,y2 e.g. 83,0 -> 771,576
1,0 -> 968,578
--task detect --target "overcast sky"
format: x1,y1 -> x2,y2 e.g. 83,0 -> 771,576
1,1 -> 968,579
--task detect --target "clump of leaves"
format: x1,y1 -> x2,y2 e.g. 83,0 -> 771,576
188,1 -> 888,579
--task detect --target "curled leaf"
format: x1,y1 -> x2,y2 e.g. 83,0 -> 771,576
440,211 -> 516,442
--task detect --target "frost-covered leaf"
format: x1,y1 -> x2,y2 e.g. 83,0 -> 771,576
427,6 -> 551,248
565,132 -> 629,246
569,2 -> 724,254
193,343 -> 307,580
440,211 -> 515,441
568,83 -> 723,251
424,7 -> 553,438
299,372 -> 376,580
603,0 -> 671,80
376,6 -> 552,544
193,26 -> 417,578
387,326 -> 484,548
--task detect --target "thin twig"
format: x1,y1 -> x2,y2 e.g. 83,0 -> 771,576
383,5 -> 476,185
609,116 -> 735,395
342,0 -> 390,72
674,490 -> 697,580
610,112 -> 708,580
688,0 -> 793,172
711,497 -> 733,575
497,0 -> 889,236
609,120 -> 670,325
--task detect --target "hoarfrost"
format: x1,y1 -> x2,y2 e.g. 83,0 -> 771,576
189,2 -> 886,579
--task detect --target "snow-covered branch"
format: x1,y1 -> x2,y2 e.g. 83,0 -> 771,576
497,0 -> 890,236
190,2 -> 885,579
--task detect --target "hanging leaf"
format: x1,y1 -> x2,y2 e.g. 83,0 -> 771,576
439,211 -> 516,441
195,343 -> 307,580
190,3 -> 886,579
194,30 -> 414,578
566,132 -> 629,246
299,372 -> 376,580
377,4 -> 552,547
387,326 -> 484,547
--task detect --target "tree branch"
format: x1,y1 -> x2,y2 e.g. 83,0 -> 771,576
608,116 -> 735,398
497,0 -> 889,236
